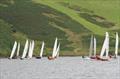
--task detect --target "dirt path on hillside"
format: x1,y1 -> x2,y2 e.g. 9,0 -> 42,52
50,22 -> 83,53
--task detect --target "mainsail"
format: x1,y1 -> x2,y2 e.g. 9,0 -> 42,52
28,41 -> 32,58
100,32 -> 109,58
52,38 -> 58,58
89,35 -> 93,57
16,42 -> 20,57
28,40 -> 35,58
10,41 -> 17,59
89,35 -> 96,57
93,37 -> 96,56
40,41 -> 45,58
55,43 -> 60,57
115,32 -> 119,57
21,40 -> 29,59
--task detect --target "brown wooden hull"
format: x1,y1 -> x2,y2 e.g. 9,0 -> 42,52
48,56 -> 55,60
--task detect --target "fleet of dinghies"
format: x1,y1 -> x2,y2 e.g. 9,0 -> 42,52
9,32 -> 119,61
9,37 -> 60,60
86,32 -> 119,61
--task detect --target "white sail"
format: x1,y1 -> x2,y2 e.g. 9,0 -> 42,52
52,38 -> 58,58
100,32 -> 109,58
10,41 -> 17,59
29,40 -> 35,58
55,43 -> 60,57
105,32 -> 109,58
16,42 -> 20,57
40,41 -> 45,58
28,41 -> 32,58
93,37 -> 96,56
32,40 -> 35,57
21,40 -> 29,59
89,35 -> 93,57
115,32 -> 119,57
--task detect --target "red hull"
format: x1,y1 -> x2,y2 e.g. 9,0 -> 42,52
96,56 -> 109,61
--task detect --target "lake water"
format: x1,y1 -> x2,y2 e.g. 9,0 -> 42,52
0,57 -> 120,79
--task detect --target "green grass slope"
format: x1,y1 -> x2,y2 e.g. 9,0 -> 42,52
0,0 -> 119,57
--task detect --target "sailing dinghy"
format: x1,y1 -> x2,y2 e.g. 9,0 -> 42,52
21,40 -> 29,59
114,32 -> 119,58
9,41 -> 17,59
90,37 -> 97,59
48,38 -> 59,60
28,40 -> 35,59
54,43 -> 60,58
36,41 -> 45,59
96,32 -> 110,61
83,35 -> 96,59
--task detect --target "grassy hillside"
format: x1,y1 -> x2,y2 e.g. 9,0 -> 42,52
0,19 -> 13,57
0,0 -> 119,57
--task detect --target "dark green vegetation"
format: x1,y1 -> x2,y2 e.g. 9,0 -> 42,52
0,0 -> 120,57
